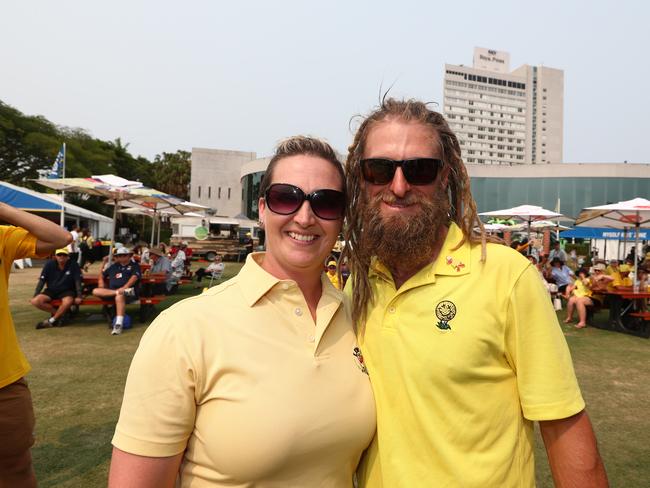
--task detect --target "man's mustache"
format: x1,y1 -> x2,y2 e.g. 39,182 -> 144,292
370,191 -> 428,208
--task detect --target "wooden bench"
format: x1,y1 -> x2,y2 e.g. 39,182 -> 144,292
50,295 -> 168,324
629,312 -> 650,321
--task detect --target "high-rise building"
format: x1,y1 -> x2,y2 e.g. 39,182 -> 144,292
444,47 -> 563,165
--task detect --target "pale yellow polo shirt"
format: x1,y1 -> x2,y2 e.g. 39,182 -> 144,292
113,253 -> 376,487
0,226 -> 41,388
357,223 -> 584,488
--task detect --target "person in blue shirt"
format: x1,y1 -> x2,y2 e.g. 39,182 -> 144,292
30,248 -> 82,329
92,247 -> 141,335
550,257 -> 575,298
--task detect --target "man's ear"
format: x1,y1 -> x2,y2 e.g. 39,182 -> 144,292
258,197 -> 266,224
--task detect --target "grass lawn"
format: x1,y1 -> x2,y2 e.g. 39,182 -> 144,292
8,261 -> 650,487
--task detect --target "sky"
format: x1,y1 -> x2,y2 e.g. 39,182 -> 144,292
1,0 -> 648,164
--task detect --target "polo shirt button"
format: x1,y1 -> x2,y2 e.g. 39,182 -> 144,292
294,307 -> 302,316
282,283 -> 290,290
308,335 -> 315,343
389,306 -> 396,314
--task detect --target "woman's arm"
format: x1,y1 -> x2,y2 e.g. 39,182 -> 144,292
108,448 -> 183,488
0,202 -> 71,254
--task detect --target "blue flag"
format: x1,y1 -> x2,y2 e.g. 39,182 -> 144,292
47,145 -> 65,179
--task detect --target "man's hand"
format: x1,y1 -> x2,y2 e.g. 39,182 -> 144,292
540,410 -> 608,487
74,297 -> 83,305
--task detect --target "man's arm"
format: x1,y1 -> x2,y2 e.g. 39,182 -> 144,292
0,202 -> 71,254
539,410 -> 608,487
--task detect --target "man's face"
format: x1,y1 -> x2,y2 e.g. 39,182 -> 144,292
362,120 -> 445,220
359,119 -> 450,271
55,253 -> 69,265
116,253 -> 131,264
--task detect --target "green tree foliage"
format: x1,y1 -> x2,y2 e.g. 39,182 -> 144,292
0,100 -> 154,189
151,150 -> 191,200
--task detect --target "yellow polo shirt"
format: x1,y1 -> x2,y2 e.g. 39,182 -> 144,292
1,226 -> 40,388
113,253 -> 375,487
327,270 -> 341,289
357,223 -> 584,488
573,278 -> 592,298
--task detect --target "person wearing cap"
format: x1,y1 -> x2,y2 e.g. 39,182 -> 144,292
0,202 -> 72,488
326,259 -> 341,289
613,264 -> 633,288
30,248 -> 83,329
564,268 -> 601,328
92,247 -> 141,335
149,247 -> 173,293
244,231 -> 254,256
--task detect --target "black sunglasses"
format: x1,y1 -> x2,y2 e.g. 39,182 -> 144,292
361,158 -> 443,185
264,183 -> 345,220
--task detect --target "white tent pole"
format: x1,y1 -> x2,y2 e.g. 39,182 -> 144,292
634,219 -> 640,289
150,211 -> 156,247
108,199 -> 119,265
156,214 -> 161,245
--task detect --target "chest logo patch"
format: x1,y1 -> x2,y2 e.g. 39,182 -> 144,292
435,300 -> 456,330
446,256 -> 465,272
353,347 -> 368,375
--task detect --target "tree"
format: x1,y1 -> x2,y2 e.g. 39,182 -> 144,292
151,150 -> 191,199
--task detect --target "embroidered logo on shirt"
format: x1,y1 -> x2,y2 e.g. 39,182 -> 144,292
435,300 -> 456,330
353,347 -> 368,375
445,256 -> 465,272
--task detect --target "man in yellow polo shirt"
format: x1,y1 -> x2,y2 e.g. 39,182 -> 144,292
342,98 -> 608,487
0,202 -> 71,487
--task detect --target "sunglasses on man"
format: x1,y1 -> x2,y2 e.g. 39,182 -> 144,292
361,158 -> 443,185
264,183 -> 345,220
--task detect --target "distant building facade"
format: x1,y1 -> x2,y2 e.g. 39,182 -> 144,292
190,148 -> 256,217
444,47 -> 563,165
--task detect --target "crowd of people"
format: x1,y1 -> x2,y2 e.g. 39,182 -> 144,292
521,242 -> 650,328
1,98 -> 621,487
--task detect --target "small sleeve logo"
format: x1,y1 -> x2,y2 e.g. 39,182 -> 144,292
353,347 -> 368,375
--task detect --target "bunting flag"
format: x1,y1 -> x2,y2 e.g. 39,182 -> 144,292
47,145 -> 65,179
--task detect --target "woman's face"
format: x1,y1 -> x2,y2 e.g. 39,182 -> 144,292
259,154 -> 343,280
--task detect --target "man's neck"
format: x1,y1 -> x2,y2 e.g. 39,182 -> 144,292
388,225 -> 449,290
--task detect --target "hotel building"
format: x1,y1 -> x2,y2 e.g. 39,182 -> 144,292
444,47 -> 563,165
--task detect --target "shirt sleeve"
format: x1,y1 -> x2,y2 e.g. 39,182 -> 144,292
112,313 -> 199,456
2,226 -> 41,261
504,265 -> 585,421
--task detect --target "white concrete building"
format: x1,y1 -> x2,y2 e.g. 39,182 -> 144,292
444,47 -> 564,165
190,148 -> 256,217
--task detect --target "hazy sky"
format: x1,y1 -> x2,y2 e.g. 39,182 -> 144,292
1,0 -> 648,164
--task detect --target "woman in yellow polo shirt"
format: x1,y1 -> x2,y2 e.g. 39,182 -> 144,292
109,137 -> 376,487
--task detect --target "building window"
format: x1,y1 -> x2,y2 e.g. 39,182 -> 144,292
198,186 -> 201,198
208,186 -> 211,198
218,187 -> 222,199
228,188 -> 231,200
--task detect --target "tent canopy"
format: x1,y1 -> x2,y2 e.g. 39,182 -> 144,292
560,227 -> 649,240
0,181 -> 61,212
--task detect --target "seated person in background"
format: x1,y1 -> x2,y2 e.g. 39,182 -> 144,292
31,248 -> 82,329
194,255 -> 224,286
613,264 -> 633,288
325,260 -> 341,289
550,257 -> 575,298
149,247 -> 173,293
606,259 -> 620,276
564,268 -> 598,329
93,247 -> 141,335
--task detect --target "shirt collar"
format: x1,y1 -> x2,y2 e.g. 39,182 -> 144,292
369,222 -> 472,287
238,252 -> 344,307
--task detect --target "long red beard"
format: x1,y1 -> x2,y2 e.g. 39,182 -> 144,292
361,189 -> 450,274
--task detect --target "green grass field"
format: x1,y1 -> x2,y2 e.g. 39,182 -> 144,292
8,262 -> 650,487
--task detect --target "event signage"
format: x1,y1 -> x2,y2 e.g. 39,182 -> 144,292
473,47 -> 510,73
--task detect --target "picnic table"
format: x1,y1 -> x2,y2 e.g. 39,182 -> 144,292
599,288 -> 650,338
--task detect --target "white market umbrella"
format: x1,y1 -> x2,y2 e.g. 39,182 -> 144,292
576,197 -> 650,284
115,200 -> 207,246
479,205 -> 566,253
35,175 -> 190,262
